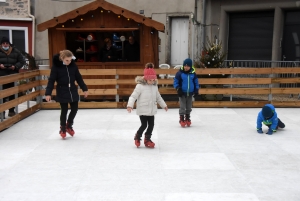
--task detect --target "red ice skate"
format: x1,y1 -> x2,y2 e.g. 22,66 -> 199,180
66,122 -> 75,136
185,114 -> 192,127
60,126 -> 66,139
179,115 -> 186,127
134,133 -> 141,148
144,134 -> 155,148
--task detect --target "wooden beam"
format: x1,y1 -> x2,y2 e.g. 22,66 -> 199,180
0,80 -> 40,99
193,101 -> 269,108
0,70 -> 39,85
0,104 -> 40,132
56,28 -> 139,31
271,88 -> 300,94
0,91 -> 40,112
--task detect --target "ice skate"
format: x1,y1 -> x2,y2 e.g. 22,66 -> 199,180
134,133 -> 141,148
60,126 -> 66,139
144,134 -> 155,148
185,114 -> 191,127
66,122 -> 75,136
179,115 -> 186,127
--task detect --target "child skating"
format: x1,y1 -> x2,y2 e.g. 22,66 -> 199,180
257,104 -> 285,135
127,63 -> 168,148
45,50 -> 88,139
173,58 -> 199,127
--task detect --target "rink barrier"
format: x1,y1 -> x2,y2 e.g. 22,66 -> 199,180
1,67 -> 300,131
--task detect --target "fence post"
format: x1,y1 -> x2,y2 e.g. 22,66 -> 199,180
115,74 -> 119,102
14,81 -> 19,114
0,84 -> 3,121
26,78 -> 30,109
268,66 -> 273,101
230,74 -> 233,101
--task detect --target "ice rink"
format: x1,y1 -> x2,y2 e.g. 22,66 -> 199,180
1,107 -> 300,201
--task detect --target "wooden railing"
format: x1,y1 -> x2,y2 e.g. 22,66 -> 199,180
1,67 -> 300,131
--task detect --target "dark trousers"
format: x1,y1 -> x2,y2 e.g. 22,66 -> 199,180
3,82 -> 15,112
267,118 -> 285,129
59,102 -> 78,126
179,96 -> 193,115
137,115 -> 155,136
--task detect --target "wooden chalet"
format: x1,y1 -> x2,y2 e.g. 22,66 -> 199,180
37,0 -> 164,100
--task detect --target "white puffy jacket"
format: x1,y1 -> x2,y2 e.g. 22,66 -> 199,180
127,76 -> 167,116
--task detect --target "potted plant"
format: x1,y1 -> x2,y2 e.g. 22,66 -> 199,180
194,37 -> 227,100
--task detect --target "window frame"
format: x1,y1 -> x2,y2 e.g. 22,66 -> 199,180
0,26 -> 29,53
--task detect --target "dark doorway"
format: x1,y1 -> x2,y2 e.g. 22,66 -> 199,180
282,11 -> 300,61
228,11 -> 274,60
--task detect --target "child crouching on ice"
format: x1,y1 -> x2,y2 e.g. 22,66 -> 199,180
127,63 -> 168,148
257,104 -> 285,135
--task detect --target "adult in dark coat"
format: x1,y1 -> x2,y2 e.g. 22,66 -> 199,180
45,50 -> 88,139
101,38 -> 117,62
0,36 -> 26,118
124,36 -> 140,61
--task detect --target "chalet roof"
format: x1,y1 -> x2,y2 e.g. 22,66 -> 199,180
37,0 -> 164,32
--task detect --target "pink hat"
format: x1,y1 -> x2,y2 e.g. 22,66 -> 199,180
144,68 -> 157,80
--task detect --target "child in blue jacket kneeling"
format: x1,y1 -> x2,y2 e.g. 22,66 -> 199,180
257,104 -> 285,135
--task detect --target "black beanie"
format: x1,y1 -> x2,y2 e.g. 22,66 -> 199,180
183,58 -> 193,67
1,37 -> 10,45
262,106 -> 273,118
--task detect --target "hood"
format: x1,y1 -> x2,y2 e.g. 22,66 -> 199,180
135,76 -> 158,85
53,54 -> 75,67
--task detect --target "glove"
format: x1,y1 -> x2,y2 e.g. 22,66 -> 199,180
177,88 -> 183,97
266,129 -> 273,135
257,128 -> 263,134
194,90 -> 199,97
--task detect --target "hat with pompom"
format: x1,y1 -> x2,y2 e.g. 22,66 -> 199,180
144,68 -> 157,80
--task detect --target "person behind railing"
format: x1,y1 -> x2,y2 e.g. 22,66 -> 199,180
256,104 -> 285,135
0,36 -> 26,118
101,38 -> 117,62
124,36 -> 140,61
45,50 -> 88,139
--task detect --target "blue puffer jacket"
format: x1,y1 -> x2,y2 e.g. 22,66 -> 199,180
173,66 -> 200,96
256,104 -> 278,131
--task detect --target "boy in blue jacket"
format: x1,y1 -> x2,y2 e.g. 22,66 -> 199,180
173,58 -> 200,127
257,104 -> 285,135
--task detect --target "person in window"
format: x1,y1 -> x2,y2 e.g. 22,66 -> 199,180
101,38 -> 117,62
124,36 -> 140,61
0,36 -> 26,118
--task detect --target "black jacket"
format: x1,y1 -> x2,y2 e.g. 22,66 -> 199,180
0,47 -> 25,76
45,54 -> 88,103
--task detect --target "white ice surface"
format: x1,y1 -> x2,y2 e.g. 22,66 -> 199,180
1,107 -> 300,201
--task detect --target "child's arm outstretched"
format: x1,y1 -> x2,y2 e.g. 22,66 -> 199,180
127,84 -> 142,113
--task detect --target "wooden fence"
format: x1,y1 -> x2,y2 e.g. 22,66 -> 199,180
1,67 -> 300,131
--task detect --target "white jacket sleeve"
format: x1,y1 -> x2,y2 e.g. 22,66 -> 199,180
156,86 -> 167,108
127,84 -> 142,108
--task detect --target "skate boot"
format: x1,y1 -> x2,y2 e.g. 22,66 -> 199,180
66,122 -> 75,136
179,115 -> 186,127
277,118 -> 285,129
144,134 -> 155,148
60,126 -> 67,139
185,114 -> 192,127
134,133 -> 142,148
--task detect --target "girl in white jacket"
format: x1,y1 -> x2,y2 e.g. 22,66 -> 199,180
127,63 -> 168,148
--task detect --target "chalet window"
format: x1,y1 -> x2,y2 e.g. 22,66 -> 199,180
65,31 -> 140,62
0,26 -> 28,53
